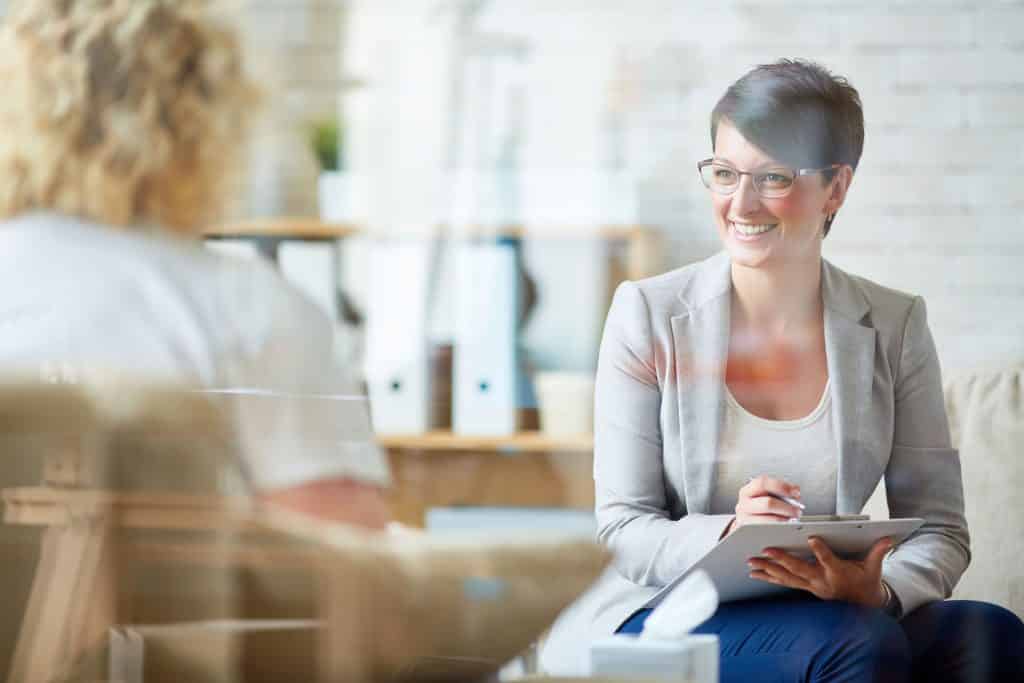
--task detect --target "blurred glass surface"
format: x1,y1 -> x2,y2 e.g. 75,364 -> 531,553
0,382 -> 608,682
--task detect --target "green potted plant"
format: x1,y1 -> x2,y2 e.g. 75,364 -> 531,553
308,116 -> 349,222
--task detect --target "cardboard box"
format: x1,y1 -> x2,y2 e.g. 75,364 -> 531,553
109,620 -> 318,683
524,678 -> 668,683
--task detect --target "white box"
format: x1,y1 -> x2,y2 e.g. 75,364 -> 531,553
109,620 -> 319,683
278,241 -> 338,322
203,238 -> 262,261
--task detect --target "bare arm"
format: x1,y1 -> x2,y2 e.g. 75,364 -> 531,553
260,477 -> 390,530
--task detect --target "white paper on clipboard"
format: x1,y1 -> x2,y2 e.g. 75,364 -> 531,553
644,517 -> 925,608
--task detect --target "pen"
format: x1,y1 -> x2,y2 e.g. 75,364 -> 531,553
765,491 -> 806,511
746,477 -> 806,512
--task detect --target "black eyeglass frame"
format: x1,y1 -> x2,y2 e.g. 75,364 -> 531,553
696,158 -> 841,199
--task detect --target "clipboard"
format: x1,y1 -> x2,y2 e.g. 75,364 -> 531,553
645,517 -> 925,608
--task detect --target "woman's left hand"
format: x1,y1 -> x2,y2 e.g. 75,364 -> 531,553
748,536 -> 893,607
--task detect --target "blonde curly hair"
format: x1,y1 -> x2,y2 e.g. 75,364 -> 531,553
0,0 -> 259,234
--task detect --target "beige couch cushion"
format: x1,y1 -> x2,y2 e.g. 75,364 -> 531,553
944,368 -> 1024,618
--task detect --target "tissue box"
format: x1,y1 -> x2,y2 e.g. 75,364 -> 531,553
589,634 -> 719,683
524,678 -> 666,683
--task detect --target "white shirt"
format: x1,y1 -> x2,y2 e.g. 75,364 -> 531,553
0,212 -> 389,490
710,379 -> 838,516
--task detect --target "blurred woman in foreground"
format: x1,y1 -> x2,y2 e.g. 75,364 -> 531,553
0,0 -> 390,528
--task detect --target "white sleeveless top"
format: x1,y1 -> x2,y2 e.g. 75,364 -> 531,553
709,379 -> 839,516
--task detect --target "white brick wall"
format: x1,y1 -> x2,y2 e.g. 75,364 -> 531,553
346,0 -> 1024,374
232,0 -> 347,219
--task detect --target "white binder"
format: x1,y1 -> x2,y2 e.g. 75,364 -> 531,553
365,242 -> 432,434
277,241 -> 338,322
453,242 -> 518,435
203,238 -> 263,262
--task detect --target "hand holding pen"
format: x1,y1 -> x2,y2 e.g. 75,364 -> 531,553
722,475 -> 805,538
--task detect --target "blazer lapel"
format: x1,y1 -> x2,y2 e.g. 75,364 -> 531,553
821,260 -> 880,514
671,253 -> 731,514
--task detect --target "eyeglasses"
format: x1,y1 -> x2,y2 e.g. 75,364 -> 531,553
697,159 -> 840,199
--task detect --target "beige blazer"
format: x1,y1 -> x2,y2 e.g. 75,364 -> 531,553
544,251 -> 971,671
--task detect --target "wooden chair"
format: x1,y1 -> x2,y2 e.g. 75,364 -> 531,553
0,380 -> 319,682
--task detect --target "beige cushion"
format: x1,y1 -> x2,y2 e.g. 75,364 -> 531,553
944,368 -> 1024,618
87,378 -> 241,493
0,375 -> 241,493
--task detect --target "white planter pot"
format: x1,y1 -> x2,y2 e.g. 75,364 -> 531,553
318,171 -> 350,223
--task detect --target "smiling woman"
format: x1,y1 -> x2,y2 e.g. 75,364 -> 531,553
541,59 -> 1024,683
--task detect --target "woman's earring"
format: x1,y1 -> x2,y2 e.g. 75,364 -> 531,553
822,212 -> 836,237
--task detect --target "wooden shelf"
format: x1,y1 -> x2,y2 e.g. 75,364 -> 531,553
204,218 -> 662,279
204,218 -> 360,240
377,430 -> 593,453
206,218 -> 651,242
438,224 -> 653,242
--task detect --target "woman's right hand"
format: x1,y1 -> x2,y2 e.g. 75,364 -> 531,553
723,475 -> 803,537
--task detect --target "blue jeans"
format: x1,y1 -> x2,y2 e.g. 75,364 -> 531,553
616,595 -> 1024,682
